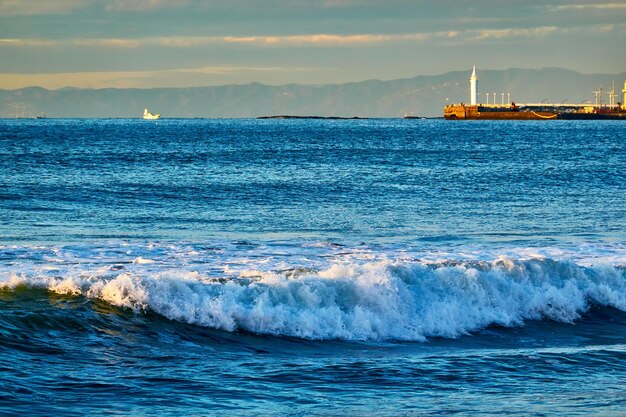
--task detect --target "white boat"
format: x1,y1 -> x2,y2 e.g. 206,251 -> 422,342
143,108 -> 161,120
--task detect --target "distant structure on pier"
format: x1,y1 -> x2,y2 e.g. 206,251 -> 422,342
469,65 -> 478,106
444,67 -> 626,120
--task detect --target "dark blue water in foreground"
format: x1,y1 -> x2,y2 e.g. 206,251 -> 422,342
1,119 -> 625,416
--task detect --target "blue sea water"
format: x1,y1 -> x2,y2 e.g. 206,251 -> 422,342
1,118 -> 625,416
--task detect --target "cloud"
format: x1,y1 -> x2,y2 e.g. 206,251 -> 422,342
467,26 -> 559,41
104,0 -> 190,12
321,0 -> 354,7
0,0 -> 85,16
222,36 -> 259,44
2,23 -> 624,50
0,33 -> 434,49
0,37 -> 141,48
0,38 -> 58,47
226,34 -> 423,45
274,33 -> 436,45
0,65 -> 314,89
551,3 -> 626,11
0,0 -> 192,15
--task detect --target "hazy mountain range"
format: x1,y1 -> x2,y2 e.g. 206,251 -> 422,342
2,68 -> 625,118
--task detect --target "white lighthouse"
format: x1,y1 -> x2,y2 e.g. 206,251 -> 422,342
469,65 -> 478,105
622,80 -> 626,110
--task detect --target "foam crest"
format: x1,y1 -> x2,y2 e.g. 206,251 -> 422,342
2,255 -> 625,341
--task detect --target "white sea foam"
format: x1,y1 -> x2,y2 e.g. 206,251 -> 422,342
2,242 -> 625,341
133,257 -> 155,264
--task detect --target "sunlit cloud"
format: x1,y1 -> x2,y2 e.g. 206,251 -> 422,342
222,32 -> 460,45
75,38 -> 143,48
155,36 -> 223,47
468,26 -> 558,41
0,29 -> 549,49
272,33 -> 431,45
1,23 -> 624,51
0,65 -> 314,89
551,3 -> 626,11
222,36 -> 259,44
0,38 -> 58,47
174,65 -> 312,75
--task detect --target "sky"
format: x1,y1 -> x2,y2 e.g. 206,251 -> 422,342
0,0 -> 625,89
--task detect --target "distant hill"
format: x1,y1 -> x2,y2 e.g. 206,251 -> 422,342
2,68 -> 625,118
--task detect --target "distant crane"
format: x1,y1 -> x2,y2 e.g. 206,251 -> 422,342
593,88 -> 603,105
608,81 -> 617,107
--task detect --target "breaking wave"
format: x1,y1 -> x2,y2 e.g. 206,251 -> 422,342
3,252 -> 626,341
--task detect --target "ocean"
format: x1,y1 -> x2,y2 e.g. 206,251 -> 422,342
1,118 -> 625,416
